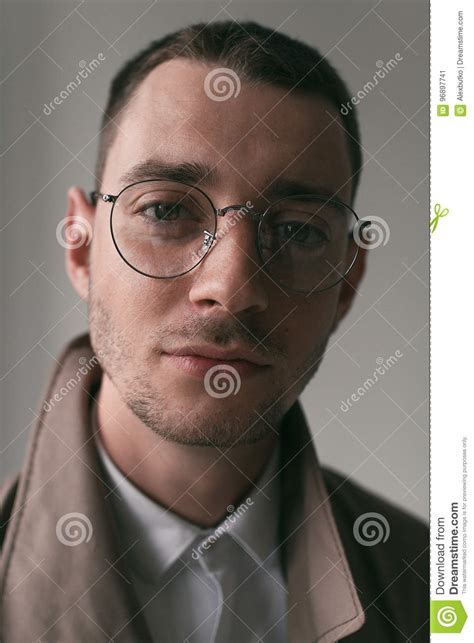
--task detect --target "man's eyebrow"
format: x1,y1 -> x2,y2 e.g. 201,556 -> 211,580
119,159 -> 217,187
264,177 -> 341,201
119,162 -> 343,202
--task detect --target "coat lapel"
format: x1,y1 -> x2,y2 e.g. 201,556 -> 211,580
0,333 -> 152,642
280,404 -> 366,642
1,333 -> 365,642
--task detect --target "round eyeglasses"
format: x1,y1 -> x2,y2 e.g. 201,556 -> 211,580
90,179 -> 365,294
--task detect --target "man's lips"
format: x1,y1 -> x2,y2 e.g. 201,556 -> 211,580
162,344 -> 271,378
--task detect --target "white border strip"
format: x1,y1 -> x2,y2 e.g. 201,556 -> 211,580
431,0 -> 473,638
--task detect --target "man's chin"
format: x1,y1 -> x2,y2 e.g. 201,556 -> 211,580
125,384 -> 288,448
131,408 -> 275,448
159,426 -> 272,448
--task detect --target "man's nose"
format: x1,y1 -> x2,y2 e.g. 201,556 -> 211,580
188,212 -> 270,315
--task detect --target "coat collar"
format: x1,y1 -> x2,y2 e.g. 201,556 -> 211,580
0,333 -> 365,642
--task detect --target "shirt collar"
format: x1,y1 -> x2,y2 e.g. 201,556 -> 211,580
222,439 -> 280,566
92,400 -> 281,577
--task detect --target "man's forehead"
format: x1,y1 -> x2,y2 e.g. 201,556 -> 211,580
107,58 -> 352,199
127,58 -> 343,138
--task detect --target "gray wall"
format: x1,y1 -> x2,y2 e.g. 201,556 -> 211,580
1,0 -> 429,519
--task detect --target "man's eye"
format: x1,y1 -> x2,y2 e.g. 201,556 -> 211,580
141,202 -> 188,221
278,222 -> 329,246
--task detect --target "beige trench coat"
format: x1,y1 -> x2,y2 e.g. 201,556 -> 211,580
0,333 -> 429,642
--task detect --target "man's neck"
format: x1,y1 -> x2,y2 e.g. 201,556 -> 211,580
95,374 -> 279,528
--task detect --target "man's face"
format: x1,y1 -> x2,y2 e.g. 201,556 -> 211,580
87,58 -> 356,447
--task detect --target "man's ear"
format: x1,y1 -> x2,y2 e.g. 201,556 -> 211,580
332,244 -> 368,333
64,186 -> 95,300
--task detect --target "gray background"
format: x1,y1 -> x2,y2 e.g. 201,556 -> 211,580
0,0 -> 429,520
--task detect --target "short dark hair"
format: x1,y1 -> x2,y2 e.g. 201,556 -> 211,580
96,20 -> 362,200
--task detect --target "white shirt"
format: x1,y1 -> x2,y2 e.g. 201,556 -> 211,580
93,409 -> 288,643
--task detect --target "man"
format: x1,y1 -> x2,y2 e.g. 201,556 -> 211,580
0,21 -> 428,642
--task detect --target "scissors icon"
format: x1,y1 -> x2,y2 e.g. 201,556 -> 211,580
430,203 -> 449,233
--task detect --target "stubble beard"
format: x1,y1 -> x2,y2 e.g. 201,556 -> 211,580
88,288 -> 329,448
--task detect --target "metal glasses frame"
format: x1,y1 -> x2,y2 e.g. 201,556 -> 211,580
90,178 -> 365,293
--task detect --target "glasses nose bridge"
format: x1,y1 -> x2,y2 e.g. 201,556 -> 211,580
216,204 -> 261,222
206,203 -> 261,258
